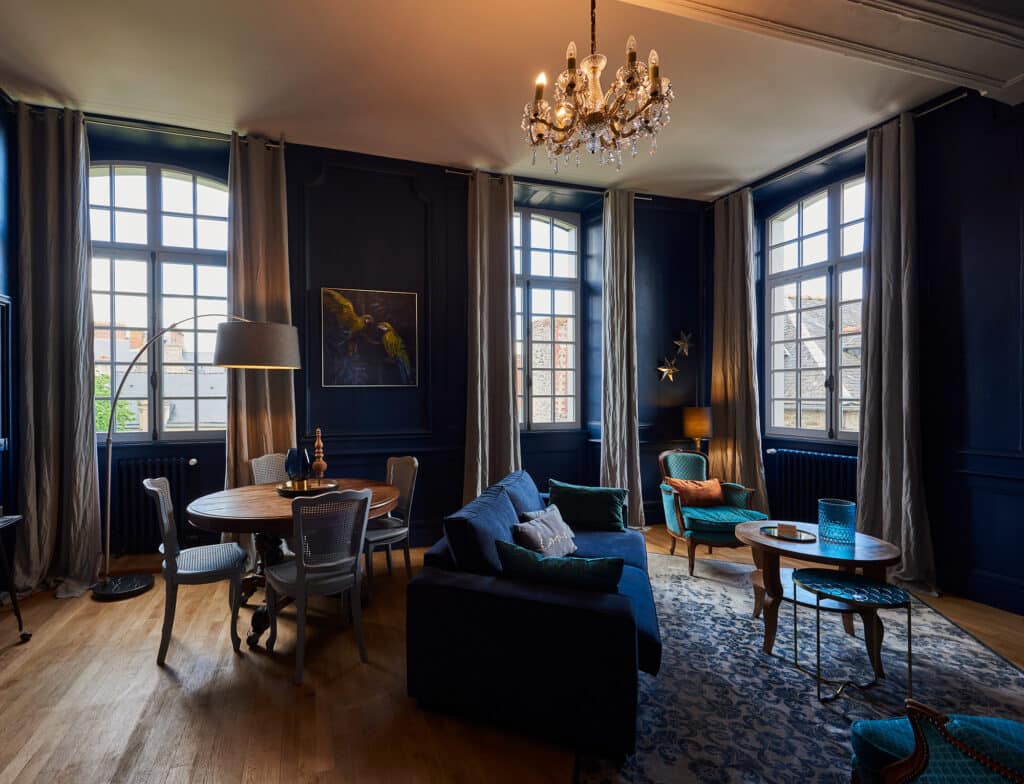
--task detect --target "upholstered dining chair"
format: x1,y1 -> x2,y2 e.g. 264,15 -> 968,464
363,456 -> 418,598
658,449 -> 767,576
266,490 -> 371,685
251,452 -> 288,485
142,477 -> 246,665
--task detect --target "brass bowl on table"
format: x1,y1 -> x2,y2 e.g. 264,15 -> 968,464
275,479 -> 339,498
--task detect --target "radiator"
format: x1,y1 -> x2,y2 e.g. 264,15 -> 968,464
764,448 -> 857,523
111,456 -> 200,555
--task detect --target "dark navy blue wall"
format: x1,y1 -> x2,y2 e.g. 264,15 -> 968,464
916,94 -> 1024,615
0,98 -> 14,521
286,145 -> 468,545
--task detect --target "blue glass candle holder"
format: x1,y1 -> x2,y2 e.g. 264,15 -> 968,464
818,498 -> 856,544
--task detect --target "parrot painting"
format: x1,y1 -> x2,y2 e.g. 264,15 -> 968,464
322,289 -> 374,355
377,321 -> 412,384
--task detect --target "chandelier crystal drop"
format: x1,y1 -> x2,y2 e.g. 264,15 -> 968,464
522,0 -> 673,172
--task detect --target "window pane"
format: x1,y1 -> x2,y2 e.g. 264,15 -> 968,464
515,286 -> 523,313
162,399 -> 195,431
513,248 -> 521,274
840,302 -> 862,335
115,363 -> 148,399
532,316 -> 552,341
552,252 -> 575,278
554,397 -> 574,423
94,329 -> 112,363
799,339 -> 826,369
532,397 -> 552,424
771,283 -> 797,314
532,343 -> 552,369
92,293 -> 111,326
197,398 -> 227,430
513,213 -> 521,246
840,368 -> 861,399
843,179 -> 865,223
840,401 -> 861,432
515,316 -> 523,341
530,250 -> 551,276
801,233 -> 828,265
196,332 -> 218,363
114,211 -> 147,244
553,316 -> 573,341
197,218 -> 228,251
92,257 -> 111,291
115,294 -> 148,328
772,342 -> 796,370
801,308 -> 827,338
94,364 -> 112,399
772,313 -> 796,341
90,208 -> 111,242
162,365 -> 195,397
163,215 -> 194,248
530,216 -> 550,248
533,370 -> 552,395
163,330 -> 194,362
89,166 -> 110,206
114,399 -> 149,434
772,371 -> 796,398
842,222 -> 864,256
770,205 -> 798,245
196,177 -> 228,217
773,400 -> 797,428
531,288 -> 552,315
841,334 -> 861,366
114,329 -> 148,363
769,242 -> 798,274
554,344 -> 575,369
552,221 -> 576,251
196,265 -> 227,298
515,342 -> 524,370
114,258 -> 148,293
553,290 -> 574,315
162,296 -> 194,327
800,276 -> 827,309
800,402 -> 826,430
801,191 -> 828,235
841,268 -> 863,302
554,370 -> 574,394
800,370 -> 827,399
162,263 -> 194,295
161,170 -> 193,214
114,166 -> 147,209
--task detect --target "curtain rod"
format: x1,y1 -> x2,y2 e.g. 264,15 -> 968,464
85,116 -> 283,148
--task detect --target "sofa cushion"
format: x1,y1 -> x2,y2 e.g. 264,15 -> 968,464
682,505 -> 767,533
549,479 -> 627,531
443,487 -> 519,575
494,470 -> 546,517
496,541 -> 624,593
423,536 -> 456,570
618,564 -> 662,675
514,506 -> 577,557
572,529 -> 648,571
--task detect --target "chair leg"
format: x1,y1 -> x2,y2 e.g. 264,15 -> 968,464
351,582 -> 368,664
403,538 -> 412,578
669,536 -> 676,556
385,544 -> 393,575
365,543 -> 374,600
266,584 -> 278,653
687,539 -> 697,576
228,573 -> 242,654
158,579 -> 178,666
294,592 -> 307,686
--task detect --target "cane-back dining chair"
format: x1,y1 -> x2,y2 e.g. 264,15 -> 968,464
143,477 -> 246,665
658,449 -> 767,576
251,452 -> 288,485
363,456 -> 418,598
266,489 -> 371,685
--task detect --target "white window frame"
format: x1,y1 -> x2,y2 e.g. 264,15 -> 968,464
764,175 -> 864,443
514,207 -> 582,430
90,162 -> 228,442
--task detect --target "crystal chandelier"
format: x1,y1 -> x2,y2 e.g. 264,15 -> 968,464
522,0 -> 673,172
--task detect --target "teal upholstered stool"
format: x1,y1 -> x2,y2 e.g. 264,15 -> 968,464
658,449 -> 766,576
792,568 -> 912,702
851,700 -> 1024,783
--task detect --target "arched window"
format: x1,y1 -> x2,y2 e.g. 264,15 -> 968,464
765,176 -> 864,441
88,163 -> 229,440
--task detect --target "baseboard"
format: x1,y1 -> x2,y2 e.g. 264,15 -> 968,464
966,569 -> 1024,616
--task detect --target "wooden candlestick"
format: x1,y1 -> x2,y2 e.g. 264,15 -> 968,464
312,427 -> 327,484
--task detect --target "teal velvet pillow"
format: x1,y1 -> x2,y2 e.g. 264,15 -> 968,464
495,540 -> 624,592
549,479 -> 627,531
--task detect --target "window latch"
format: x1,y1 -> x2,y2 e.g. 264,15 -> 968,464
825,374 -> 835,391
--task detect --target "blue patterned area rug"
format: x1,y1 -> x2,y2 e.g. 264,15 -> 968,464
576,554 -> 1024,784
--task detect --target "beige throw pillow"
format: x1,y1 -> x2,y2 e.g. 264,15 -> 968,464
514,505 -> 577,557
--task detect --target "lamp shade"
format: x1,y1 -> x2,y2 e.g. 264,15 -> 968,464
682,406 -> 713,440
213,321 -> 301,369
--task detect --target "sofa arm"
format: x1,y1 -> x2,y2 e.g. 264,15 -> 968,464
721,482 -> 754,509
406,567 -> 640,753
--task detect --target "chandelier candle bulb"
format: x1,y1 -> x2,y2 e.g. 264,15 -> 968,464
649,49 -> 659,82
534,72 -> 546,103
566,41 -> 577,69
627,35 -> 637,65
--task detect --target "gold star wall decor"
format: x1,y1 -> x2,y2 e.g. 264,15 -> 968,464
657,356 -> 678,382
673,331 -> 693,357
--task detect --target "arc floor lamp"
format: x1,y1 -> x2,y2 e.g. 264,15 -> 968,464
92,317 -> 301,600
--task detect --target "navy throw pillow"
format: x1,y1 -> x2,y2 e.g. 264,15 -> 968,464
549,479 -> 627,531
495,540 -> 624,593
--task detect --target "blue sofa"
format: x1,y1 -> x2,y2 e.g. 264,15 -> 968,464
406,471 -> 661,753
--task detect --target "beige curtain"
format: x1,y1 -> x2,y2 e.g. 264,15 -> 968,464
857,115 -> 935,589
708,188 -> 768,511
463,172 -> 520,503
225,134 -> 296,562
14,105 -> 101,595
601,190 -> 645,526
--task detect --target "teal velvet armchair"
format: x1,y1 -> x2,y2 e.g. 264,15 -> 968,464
658,449 -> 767,576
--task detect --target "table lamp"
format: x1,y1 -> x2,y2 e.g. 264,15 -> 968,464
682,406 -> 713,453
92,317 -> 301,601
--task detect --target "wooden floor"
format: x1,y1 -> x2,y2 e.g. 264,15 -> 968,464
1,529 -> 1021,783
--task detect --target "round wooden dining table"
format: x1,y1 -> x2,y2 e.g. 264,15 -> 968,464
186,478 -> 400,647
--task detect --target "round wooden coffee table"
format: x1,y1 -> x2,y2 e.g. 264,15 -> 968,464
735,520 -> 902,679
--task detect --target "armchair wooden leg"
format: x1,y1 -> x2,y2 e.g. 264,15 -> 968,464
669,537 -> 676,556
687,539 -> 697,576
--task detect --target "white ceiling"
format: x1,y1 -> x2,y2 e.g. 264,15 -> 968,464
0,0 -> 971,199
